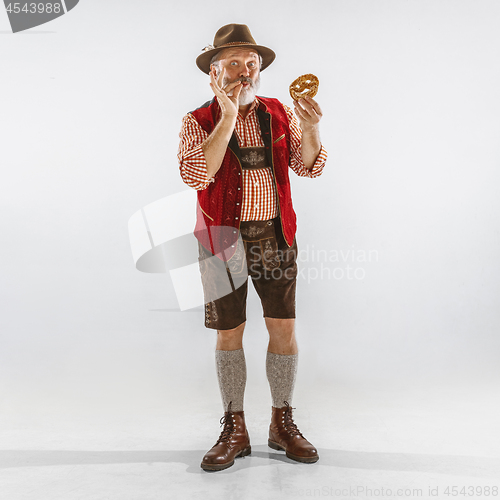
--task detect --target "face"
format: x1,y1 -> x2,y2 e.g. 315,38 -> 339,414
212,48 -> 261,105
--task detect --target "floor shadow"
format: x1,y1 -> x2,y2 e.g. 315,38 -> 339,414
0,446 -> 499,477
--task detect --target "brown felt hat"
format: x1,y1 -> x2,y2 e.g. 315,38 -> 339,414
196,24 -> 276,75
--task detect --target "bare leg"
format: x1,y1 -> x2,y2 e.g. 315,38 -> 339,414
265,318 -> 298,354
216,321 -> 246,350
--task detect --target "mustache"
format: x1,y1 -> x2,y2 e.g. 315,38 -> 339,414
236,77 -> 253,85
221,76 -> 255,87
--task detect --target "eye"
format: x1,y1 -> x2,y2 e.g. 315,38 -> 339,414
230,61 -> 238,66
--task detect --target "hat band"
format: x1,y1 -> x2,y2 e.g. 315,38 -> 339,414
218,41 -> 254,47
201,41 -> 255,53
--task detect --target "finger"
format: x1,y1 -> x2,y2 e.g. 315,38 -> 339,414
209,81 -> 224,98
217,67 -> 225,87
298,98 -> 320,120
232,82 -> 243,101
209,80 -> 227,99
294,101 -> 319,124
293,101 -> 307,119
304,99 -> 319,120
304,96 -> 323,116
294,99 -> 310,117
210,70 -> 221,92
298,97 -> 315,114
223,81 -> 242,93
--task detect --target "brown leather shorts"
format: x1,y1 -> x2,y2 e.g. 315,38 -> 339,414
198,216 -> 298,330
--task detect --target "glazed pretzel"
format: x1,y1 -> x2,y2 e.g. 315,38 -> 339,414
289,74 -> 319,101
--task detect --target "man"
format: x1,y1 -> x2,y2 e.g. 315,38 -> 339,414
177,24 -> 327,471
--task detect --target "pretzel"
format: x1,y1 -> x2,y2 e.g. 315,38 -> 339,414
289,73 -> 319,101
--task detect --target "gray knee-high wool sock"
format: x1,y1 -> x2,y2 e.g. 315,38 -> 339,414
215,348 -> 247,413
266,352 -> 298,408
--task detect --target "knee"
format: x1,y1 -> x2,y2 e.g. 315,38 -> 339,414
266,318 -> 297,354
265,318 -> 295,338
216,322 -> 245,350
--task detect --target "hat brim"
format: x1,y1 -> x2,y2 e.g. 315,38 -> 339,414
196,44 -> 276,74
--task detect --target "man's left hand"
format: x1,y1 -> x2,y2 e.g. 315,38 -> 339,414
293,96 -> 323,131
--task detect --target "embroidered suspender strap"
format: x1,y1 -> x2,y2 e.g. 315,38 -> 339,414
239,147 -> 270,170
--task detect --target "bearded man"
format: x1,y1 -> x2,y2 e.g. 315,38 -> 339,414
177,24 -> 327,471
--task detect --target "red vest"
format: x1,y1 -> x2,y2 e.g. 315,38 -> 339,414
191,96 -> 297,261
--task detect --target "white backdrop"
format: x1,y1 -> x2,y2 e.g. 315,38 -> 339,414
1,0 -> 500,415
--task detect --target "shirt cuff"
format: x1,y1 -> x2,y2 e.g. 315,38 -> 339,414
292,144 -> 328,178
178,144 -> 215,191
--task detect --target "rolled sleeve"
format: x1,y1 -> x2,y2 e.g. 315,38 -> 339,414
177,114 -> 215,191
282,103 -> 327,178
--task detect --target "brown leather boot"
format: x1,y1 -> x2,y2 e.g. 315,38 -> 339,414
201,402 -> 251,471
268,401 -> 319,463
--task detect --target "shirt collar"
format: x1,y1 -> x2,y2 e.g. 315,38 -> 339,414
247,97 -> 259,113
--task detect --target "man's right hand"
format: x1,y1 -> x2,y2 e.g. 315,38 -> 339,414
201,67 -> 241,180
209,67 -> 242,119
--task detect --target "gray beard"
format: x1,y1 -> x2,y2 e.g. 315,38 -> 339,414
223,74 -> 261,106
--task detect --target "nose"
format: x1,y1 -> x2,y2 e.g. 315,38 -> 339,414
239,66 -> 250,78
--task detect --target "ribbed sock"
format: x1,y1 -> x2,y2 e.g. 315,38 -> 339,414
215,348 -> 247,413
266,351 -> 298,408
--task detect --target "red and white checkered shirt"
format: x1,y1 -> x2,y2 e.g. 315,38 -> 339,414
178,97 -> 327,221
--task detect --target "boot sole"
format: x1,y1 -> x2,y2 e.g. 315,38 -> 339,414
268,439 -> 319,463
200,446 -> 252,471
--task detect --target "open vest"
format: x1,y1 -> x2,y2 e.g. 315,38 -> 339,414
191,96 -> 297,261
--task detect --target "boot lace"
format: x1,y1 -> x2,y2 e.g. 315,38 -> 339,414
215,401 -> 235,444
282,401 -> 304,438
